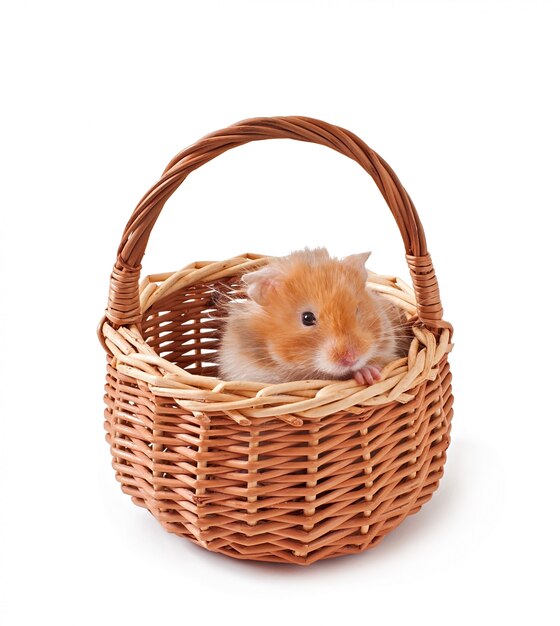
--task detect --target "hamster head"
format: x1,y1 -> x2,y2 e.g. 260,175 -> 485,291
242,248 -> 391,379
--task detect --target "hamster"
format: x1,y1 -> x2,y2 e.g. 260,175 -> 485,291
217,248 -> 410,385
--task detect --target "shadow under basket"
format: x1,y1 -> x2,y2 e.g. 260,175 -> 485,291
98,116 -> 454,565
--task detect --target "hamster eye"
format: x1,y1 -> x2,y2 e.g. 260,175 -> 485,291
301,311 -> 317,326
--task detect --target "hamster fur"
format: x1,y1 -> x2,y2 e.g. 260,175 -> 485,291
218,248 -> 410,385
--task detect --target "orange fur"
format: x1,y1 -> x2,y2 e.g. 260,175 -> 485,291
218,248 -> 409,384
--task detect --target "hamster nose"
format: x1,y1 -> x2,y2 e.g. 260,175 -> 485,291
338,350 -> 358,367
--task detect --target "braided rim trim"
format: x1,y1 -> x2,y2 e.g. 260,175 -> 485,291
101,254 -> 453,426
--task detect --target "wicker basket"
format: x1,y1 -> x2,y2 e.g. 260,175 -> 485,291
98,116 -> 454,565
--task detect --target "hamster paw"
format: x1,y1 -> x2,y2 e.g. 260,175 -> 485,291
353,364 -> 382,385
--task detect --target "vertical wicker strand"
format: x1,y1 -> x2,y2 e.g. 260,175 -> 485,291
302,424 -> 320,537
407,409 -> 419,481
433,371 -> 448,461
247,428 -> 259,527
434,407 -> 443,459
406,337 -> 421,481
195,417 -> 209,539
360,426 -> 374,535
293,424 -> 319,558
153,416 -> 165,521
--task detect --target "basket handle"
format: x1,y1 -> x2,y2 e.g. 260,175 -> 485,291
104,116 -> 450,333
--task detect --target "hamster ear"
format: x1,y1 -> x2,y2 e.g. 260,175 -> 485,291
242,266 -> 282,305
343,251 -> 371,281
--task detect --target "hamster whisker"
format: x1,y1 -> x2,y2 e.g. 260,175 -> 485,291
206,282 -> 244,303
374,333 -> 413,341
367,328 -> 411,339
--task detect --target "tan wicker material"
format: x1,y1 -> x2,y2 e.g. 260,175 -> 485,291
99,116 -> 454,565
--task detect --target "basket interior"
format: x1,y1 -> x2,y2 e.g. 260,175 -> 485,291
140,272 -> 413,381
141,275 -> 242,377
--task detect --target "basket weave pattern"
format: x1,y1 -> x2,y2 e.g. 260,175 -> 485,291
99,117 -> 454,565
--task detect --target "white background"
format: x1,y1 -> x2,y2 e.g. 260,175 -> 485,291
1,1 -> 559,624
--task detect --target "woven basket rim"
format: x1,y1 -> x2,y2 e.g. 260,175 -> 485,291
101,253 -> 452,427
